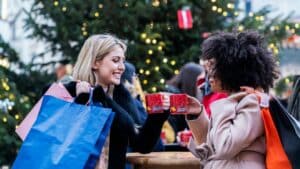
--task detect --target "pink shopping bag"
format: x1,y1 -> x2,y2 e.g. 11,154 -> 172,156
16,83 -> 73,141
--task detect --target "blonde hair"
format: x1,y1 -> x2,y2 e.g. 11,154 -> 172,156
72,34 -> 126,86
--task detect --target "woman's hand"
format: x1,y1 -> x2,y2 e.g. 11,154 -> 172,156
76,81 -> 91,96
159,92 -> 172,111
187,96 -> 203,115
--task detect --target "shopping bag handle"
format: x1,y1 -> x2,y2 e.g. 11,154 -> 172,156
87,87 -> 95,106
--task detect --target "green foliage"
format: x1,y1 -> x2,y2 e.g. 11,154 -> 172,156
24,0 -> 299,92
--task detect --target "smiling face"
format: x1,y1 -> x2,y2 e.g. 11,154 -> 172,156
92,45 -> 125,88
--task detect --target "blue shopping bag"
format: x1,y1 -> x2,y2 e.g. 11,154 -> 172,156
12,95 -> 114,169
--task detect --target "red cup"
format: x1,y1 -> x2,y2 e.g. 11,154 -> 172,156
179,130 -> 193,144
170,94 -> 188,114
145,93 -> 164,114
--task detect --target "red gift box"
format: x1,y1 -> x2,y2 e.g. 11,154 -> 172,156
170,94 -> 188,114
177,9 -> 193,29
145,94 -> 164,114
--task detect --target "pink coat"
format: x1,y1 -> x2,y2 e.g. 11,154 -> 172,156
187,92 -> 265,169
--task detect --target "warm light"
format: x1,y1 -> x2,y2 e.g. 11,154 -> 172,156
15,114 -> 20,120
170,60 -> 176,66
152,39 -> 157,44
83,31 -> 88,36
157,46 -> 163,51
54,1 -> 59,6
94,12 -> 100,17
295,23 -> 299,29
152,87 -> 157,92
174,70 -> 179,75
234,12 -> 239,16
270,26 -> 275,31
154,66 -> 160,71
259,16 -> 264,21
124,2 -> 128,7
211,0 -> 216,3
8,105 -> 12,110
145,38 -> 151,44
141,33 -> 147,39
275,26 -> 280,30
269,43 -> 275,48
222,11 -> 228,16
145,70 -> 151,75
227,3 -> 234,9
0,58 -> 10,68
285,25 -> 290,30
146,58 -> 151,64
62,6 -> 67,12
98,4 -> 103,9
2,117 -> 7,123
163,58 -> 168,63
249,12 -> 254,17
139,69 -> 144,74
160,79 -> 165,84
143,80 -> 148,85
212,6 -> 217,11
217,8 -> 222,13
152,0 -> 160,7
238,25 -> 244,31
274,48 -> 279,55
148,50 -> 153,55
285,78 -> 290,84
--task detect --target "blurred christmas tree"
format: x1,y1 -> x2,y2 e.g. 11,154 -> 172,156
25,0 -> 299,92
0,35 -> 53,165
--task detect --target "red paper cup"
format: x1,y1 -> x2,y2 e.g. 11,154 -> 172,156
170,94 -> 188,114
145,93 -> 164,114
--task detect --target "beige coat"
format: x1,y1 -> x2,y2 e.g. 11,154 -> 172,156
187,92 -> 265,169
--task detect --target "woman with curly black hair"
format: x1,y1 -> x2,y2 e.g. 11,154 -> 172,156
185,31 -> 279,169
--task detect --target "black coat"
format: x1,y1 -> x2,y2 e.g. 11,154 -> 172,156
63,82 -> 168,169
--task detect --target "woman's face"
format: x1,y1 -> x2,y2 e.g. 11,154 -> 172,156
93,46 -> 125,87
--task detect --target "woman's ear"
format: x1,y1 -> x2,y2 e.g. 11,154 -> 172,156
92,60 -> 101,70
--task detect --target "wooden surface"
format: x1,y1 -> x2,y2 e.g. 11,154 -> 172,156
126,152 -> 201,169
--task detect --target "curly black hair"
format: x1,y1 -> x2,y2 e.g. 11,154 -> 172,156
201,31 -> 279,92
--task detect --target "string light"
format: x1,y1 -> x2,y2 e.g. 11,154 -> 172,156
152,0 -> 160,7
163,58 -> 168,63
285,78 -> 290,84
270,26 -> 275,31
174,69 -> 179,74
170,60 -> 176,66
259,16 -> 264,21
160,79 -> 165,84
143,79 -> 148,85
227,3 -> 234,9
145,70 -> 151,75
285,25 -> 290,30
83,31 -> 88,36
222,11 -> 228,17
212,6 -> 217,11
124,2 -> 128,7
295,23 -> 299,29
148,50 -> 153,55
211,0 -> 216,3
152,87 -> 157,92
217,8 -> 222,13
2,117 -> 7,123
94,12 -> 100,17
248,12 -> 254,17
139,69 -> 144,74
154,66 -> 160,71
54,1 -> 59,6
15,114 -> 20,120
146,58 -> 151,64
98,4 -> 103,9
62,6 -> 67,12
157,46 -> 163,51
141,33 -> 147,39
238,25 -> 244,31
152,39 -> 157,44
234,11 -> 239,16
145,38 -> 151,44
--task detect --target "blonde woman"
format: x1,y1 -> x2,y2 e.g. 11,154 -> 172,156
63,34 -> 169,169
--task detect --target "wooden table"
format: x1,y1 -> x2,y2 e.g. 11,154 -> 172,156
126,152 -> 201,169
